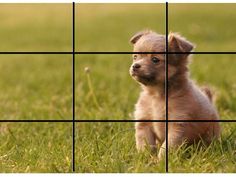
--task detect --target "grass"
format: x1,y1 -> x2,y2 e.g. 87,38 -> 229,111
0,3 -> 235,173
0,55 -> 72,120
0,123 -> 72,172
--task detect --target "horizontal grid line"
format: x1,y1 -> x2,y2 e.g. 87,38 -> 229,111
0,119 -> 235,123
1,51 -> 236,55
0,52 -> 72,55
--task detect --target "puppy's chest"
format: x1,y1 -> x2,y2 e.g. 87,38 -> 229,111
136,93 -> 165,119
135,93 -> 166,142
150,96 -> 166,142
150,95 -> 166,120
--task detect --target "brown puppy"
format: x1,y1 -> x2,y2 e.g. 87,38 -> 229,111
129,30 -> 220,159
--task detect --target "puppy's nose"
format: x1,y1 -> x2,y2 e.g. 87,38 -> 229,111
133,63 -> 141,70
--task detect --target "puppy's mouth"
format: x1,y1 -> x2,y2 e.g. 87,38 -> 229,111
130,71 -> 155,85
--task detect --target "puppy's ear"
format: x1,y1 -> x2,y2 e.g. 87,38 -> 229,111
168,33 -> 195,53
130,30 -> 152,44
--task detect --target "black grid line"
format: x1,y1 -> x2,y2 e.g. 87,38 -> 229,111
0,2 -> 236,173
72,2 -> 76,172
0,119 -> 236,123
2,51 -> 236,54
165,1 -> 169,173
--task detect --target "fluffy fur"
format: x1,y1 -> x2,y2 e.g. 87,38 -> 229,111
129,30 -> 220,159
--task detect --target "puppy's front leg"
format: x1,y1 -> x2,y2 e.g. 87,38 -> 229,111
158,130 -> 184,160
135,122 -> 156,152
158,141 -> 166,160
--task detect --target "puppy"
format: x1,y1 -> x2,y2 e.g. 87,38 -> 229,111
129,30 -> 220,159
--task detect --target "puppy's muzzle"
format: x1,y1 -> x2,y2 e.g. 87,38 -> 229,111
132,63 -> 141,71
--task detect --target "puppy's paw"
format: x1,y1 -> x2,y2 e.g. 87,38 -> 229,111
157,142 -> 166,160
136,143 -> 157,153
136,142 -> 146,152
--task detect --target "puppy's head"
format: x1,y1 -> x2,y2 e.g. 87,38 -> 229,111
129,30 -> 194,86
129,30 -> 166,86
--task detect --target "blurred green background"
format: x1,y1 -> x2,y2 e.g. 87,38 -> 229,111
0,3 -> 235,172
76,4 -> 165,51
169,4 -> 236,51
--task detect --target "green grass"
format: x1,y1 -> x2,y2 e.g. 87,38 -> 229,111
169,4 -> 236,51
77,122 -> 165,172
0,123 -> 72,172
0,55 -> 72,120
0,3 -> 236,173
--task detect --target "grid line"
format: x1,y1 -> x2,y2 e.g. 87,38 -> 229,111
0,119 -> 235,122
72,2 -> 76,172
165,1 -> 169,173
2,51 -> 236,54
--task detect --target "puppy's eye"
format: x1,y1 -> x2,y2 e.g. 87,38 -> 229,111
151,57 -> 160,64
133,55 -> 137,60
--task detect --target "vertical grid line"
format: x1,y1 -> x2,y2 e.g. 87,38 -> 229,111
165,1 -> 169,173
72,1 -> 76,172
